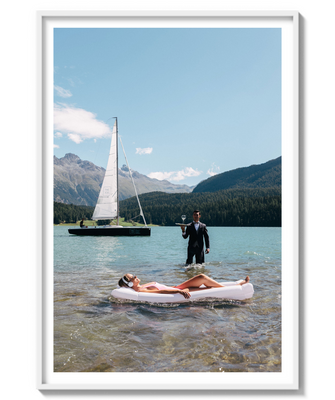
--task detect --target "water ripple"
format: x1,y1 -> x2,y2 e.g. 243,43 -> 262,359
54,226 -> 281,372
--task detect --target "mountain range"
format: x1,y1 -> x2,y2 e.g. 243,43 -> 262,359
54,154 -> 281,207
54,153 -> 193,206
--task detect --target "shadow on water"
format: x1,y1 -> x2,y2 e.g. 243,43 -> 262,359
108,296 -> 251,309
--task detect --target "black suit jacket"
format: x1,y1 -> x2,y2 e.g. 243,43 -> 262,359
183,222 -> 210,251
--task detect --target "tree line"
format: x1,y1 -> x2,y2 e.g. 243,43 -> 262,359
54,202 -> 94,224
120,188 -> 281,227
54,188 -> 281,227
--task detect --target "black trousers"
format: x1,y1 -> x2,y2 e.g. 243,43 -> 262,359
186,247 -> 204,265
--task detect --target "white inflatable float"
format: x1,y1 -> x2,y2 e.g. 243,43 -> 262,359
111,280 -> 254,303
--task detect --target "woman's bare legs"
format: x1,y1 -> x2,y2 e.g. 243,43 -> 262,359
175,274 -> 223,289
175,274 -> 250,290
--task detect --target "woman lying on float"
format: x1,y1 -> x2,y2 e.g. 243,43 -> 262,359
117,273 -> 250,299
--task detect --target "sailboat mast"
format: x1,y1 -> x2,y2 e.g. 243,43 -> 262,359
115,117 -> 119,226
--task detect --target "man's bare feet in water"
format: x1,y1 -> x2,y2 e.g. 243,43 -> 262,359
239,276 -> 250,286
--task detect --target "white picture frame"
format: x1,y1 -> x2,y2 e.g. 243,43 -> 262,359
35,9 -> 299,390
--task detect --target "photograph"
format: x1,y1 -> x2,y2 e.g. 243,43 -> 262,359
53,23 -> 282,373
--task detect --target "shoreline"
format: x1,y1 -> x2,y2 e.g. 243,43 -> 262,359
54,224 -> 280,228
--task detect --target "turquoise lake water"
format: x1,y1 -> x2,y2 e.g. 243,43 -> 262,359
54,226 -> 281,372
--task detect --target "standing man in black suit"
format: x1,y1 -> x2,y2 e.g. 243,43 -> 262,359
181,210 -> 210,265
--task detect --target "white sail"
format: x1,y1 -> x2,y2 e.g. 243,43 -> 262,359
92,121 -> 118,220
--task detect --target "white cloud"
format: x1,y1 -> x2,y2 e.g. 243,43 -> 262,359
53,144 -> 59,148
54,132 -> 63,138
136,147 -> 153,155
182,167 -> 202,178
54,85 -> 73,98
207,163 -> 220,177
54,104 -> 112,144
148,167 -> 202,182
67,133 -> 83,144
148,171 -> 175,181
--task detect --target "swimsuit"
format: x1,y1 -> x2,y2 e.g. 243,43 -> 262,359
141,282 -> 176,290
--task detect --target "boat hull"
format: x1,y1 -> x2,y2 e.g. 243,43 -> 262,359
68,226 -> 151,236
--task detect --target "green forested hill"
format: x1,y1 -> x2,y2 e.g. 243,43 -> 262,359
120,188 -> 281,227
193,157 -> 281,193
54,187 -> 281,227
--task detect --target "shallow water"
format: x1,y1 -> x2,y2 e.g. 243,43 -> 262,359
54,226 -> 281,372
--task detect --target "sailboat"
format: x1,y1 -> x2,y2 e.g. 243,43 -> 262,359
68,118 -> 151,236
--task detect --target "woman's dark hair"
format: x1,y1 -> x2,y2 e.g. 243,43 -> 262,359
118,275 -> 130,288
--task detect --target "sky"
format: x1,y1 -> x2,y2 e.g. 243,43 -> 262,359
54,28 -> 281,187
